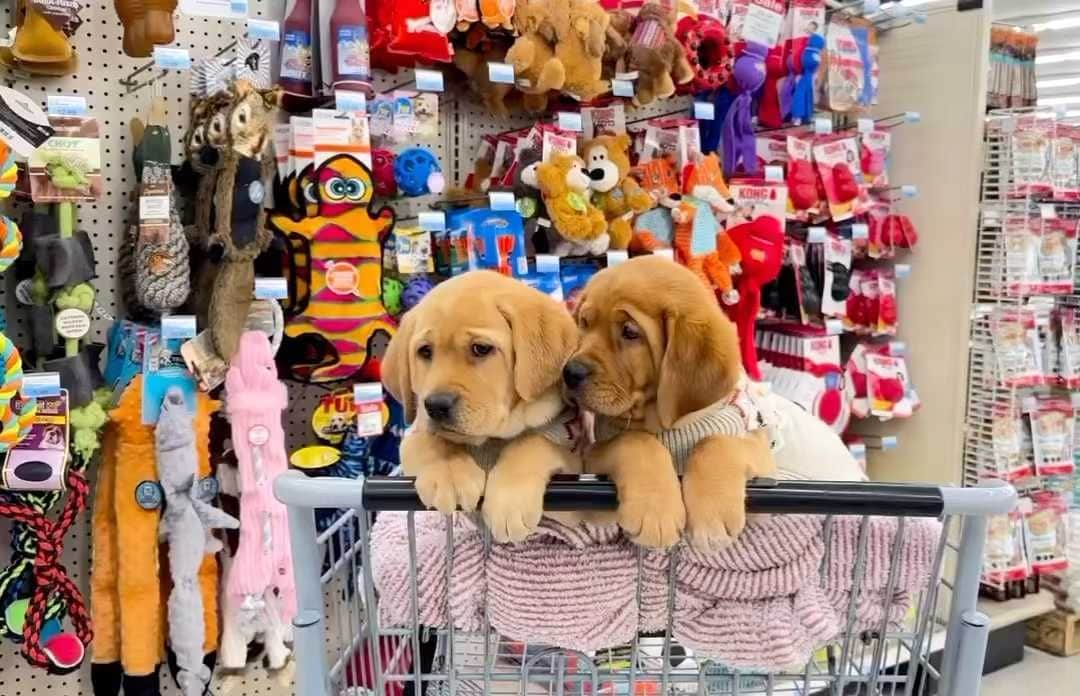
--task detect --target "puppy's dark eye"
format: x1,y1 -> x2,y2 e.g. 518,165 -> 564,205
471,343 -> 494,358
417,345 -> 433,360
621,323 -> 641,341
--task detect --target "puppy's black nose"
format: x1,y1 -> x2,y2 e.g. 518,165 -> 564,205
562,361 -> 591,390
424,392 -> 458,422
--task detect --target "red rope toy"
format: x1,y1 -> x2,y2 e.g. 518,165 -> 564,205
0,468 -> 92,673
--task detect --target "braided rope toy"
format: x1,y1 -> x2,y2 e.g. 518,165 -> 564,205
0,216 -> 22,273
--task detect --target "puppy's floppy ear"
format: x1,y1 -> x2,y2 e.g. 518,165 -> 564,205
496,286 -> 578,401
382,310 -> 417,422
657,304 -> 742,428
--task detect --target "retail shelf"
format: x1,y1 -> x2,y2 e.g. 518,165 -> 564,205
979,590 -> 1055,630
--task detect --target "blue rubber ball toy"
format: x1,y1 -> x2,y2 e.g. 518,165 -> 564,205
394,148 -> 445,197
402,276 -> 435,311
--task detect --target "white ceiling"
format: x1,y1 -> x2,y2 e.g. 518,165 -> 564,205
995,0 -> 1080,106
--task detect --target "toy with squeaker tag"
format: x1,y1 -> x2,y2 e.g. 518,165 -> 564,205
268,154 -> 397,383
394,148 -> 445,197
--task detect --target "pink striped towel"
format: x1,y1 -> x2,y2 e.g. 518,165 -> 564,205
370,513 -> 942,670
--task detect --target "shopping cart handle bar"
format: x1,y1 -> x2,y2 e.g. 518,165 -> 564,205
360,476 -> 950,517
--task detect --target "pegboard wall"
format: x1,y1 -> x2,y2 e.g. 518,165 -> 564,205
0,0 -> 694,692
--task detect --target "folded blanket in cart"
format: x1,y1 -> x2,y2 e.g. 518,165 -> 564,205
370,512 -> 942,671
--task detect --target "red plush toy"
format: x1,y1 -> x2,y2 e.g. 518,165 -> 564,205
724,216 -> 785,379
757,45 -> 787,129
387,0 -> 454,63
787,159 -> 818,210
676,15 -> 732,93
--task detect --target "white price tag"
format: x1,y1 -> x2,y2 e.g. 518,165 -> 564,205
246,18 -> 279,40
46,95 -> 87,117
153,47 -> 192,70
535,254 -> 560,273
764,165 -> 783,182
813,117 -> 832,135
851,223 -> 869,240
21,372 -> 61,398
229,0 -> 249,15
1040,203 -> 1057,219
693,102 -> 715,120
905,111 -> 921,123
335,90 -> 366,113
139,195 -> 170,221
414,68 -> 445,92
418,210 -> 447,231
161,314 -> 197,339
489,191 -> 516,211
881,435 -> 898,450
825,318 -> 844,335
895,263 -> 911,278
857,118 -> 875,134
652,249 -> 675,261
901,184 -> 918,198
254,277 -> 289,300
606,250 -> 629,267
557,112 -> 583,132
487,62 -> 515,84
353,383 -> 384,437
807,226 -> 827,243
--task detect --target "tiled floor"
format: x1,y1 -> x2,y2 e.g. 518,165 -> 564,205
981,648 -> 1080,695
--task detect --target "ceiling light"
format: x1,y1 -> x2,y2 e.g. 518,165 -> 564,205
1037,95 -> 1080,107
1037,51 -> 1080,65
1034,16 -> 1080,33
1038,76 -> 1080,90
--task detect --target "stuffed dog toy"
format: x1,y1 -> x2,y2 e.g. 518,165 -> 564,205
382,271 -> 582,543
564,256 -> 864,551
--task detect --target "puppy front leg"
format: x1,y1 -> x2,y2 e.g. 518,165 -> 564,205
683,430 -> 775,551
401,429 -> 486,513
588,432 -> 685,549
483,434 -> 574,543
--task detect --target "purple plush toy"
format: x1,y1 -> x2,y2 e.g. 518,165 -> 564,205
402,276 -> 434,311
722,41 -> 768,180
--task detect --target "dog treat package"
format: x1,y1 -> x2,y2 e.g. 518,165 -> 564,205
1030,397 -> 1075,477
812,136 -> 860,222
990,307 -> 1043,388
1039,217 -> 1078,295
1003,215 -> 1041,296
1024,492 -> 1070,574
450,208 -> 528,278
820,235 -> 851,318
1059,307 -> 1080,388
984,511 -> 1030,585
989,408 -> 1032,481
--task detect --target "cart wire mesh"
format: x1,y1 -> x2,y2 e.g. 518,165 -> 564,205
276,475 -> 1016,696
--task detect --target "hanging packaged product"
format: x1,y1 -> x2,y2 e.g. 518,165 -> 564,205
989,407 -> 1032,481
279,0 -> 318,104
860,129 -> 890,189
990,307 -> 1043,388
812,136 -> 860,222
27,116 -> 102,202
541,127 -> 578,163
141,328 -> 197,424
1024,492 -> 1069,574
1051,124 -> 1079,201
824,20 -> 864,113
4,0 -> 80,73
1003,214 -> 1041,296
1058,307 -> 1080,389
866,351 -> 913,419
728,0 -> 785,50
983,512 -> 1030,584
328,0 -> 371,93
1009,115 -> 1053,199
875,268 -> 898,336
235,38 -> 273,90
447,208 -> 527,277
353,382 -> 385,437
1030,397 -> 1076,477
820,235 -> 851,318
311,387 -> 356,444
312,107 -> 372,169
581,104 -> 627,141
1038,217 -> 1078,295
849,21 -> 878,108
394,226 -> 435,274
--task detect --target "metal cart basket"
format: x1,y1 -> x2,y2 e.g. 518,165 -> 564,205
275,473 -> 1016,696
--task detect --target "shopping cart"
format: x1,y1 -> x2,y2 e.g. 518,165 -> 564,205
275,473 -> 1016,696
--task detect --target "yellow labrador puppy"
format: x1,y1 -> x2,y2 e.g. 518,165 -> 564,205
564,256 -> 776,551
382,271 -> 581,542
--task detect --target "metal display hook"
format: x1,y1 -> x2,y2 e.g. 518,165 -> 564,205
119,39 -> 262,95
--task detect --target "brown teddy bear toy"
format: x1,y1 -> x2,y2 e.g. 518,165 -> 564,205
537,152 -> 609,256
582,133 -> 654,250
551,0 -> 610,102
602,9 -> 635,79
628,1 -> 693,107
506,0 -> 565,113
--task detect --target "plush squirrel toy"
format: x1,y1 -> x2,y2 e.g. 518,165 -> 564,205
156,388 -> 239,696
207,81 -> 280,362
536,153 -> 609,256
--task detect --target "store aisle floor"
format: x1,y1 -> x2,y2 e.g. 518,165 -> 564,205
982,648 -> 1080,695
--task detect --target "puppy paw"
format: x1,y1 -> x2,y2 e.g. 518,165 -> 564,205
482,471 -> 544,543
683,484 -> 745,553
617,493 -> 685,549
415,454 -> 486,513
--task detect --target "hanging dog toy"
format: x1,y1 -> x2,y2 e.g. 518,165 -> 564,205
721,41 -> 767,179
788,33 -> 824,125
393,148 -> 445,197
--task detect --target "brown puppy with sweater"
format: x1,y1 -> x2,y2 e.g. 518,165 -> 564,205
565,256 -> 777,550
382,271 -> 582,543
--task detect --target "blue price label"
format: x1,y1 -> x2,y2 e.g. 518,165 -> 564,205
535,254 -> 560,274
254,277 -> 289,300
902,184 -> 918,198
229,0 -> 248,15
414,68 -> 444,92
418,211 -> 447,231
21,372 -> 61,398
487,62 -> 515,84
161,314 -> 197,339
489,191 -> 516,211
557,112 -> 583,132
153,47 -> 192,70
335,90 -> 366,113
46,95 -> 87,117
612,79 -> 634,98
693,102 -> 715,120
246,18 -> 280,40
